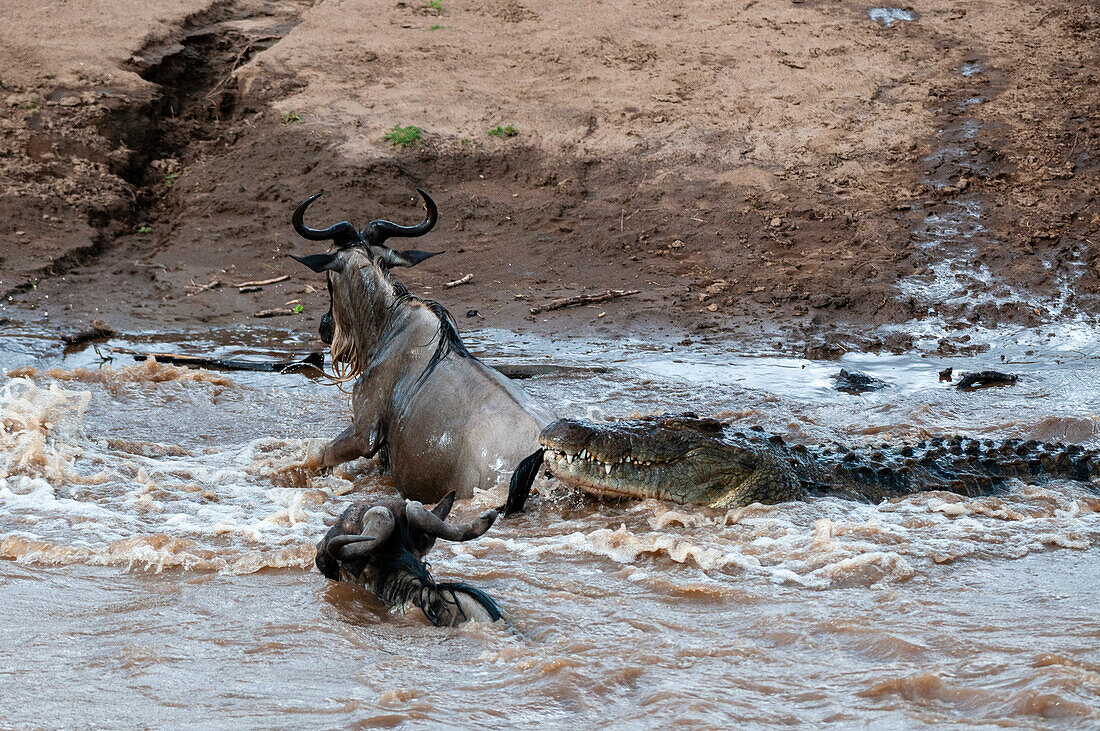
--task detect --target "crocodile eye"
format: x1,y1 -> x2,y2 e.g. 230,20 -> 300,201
667,420 -> 682,429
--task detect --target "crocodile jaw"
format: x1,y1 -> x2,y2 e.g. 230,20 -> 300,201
537,415 -> 808,507
542,447 -> 742,506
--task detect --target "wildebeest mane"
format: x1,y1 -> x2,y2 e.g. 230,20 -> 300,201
374,538 -> 436,618
390,287 -> 472,386
331,257 -> 472,385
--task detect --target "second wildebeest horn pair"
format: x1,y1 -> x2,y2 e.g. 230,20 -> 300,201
325,495 -> 496,561
292,189 -> 441,267
405,500 -> 498,541
325,505 -> 394,561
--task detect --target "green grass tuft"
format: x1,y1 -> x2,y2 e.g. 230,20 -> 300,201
383,124 -> 423,148
487,125 -> 518,138
280,111 -> 303,125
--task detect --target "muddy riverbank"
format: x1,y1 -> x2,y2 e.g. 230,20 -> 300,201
1,0 -> 1097,344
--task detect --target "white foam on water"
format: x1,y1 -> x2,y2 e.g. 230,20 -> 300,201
960,61 -> 984,77
0,375 -> 366,573
460,483 -> 1100,591
4,353 -> 1100,593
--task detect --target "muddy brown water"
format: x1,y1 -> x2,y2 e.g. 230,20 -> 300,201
1,323 -> 1099,727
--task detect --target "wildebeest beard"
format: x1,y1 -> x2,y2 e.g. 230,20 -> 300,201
324,258 -> 472,386
369,526 -> 503,626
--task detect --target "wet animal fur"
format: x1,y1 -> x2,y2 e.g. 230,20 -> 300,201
293,194 -> 554,503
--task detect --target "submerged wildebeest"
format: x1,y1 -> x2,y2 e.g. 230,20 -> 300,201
317,492 -> 503,626
291,190 -> 555,504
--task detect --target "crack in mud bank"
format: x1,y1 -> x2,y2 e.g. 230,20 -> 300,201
0,0 -> 311,301
117,0 -> 311,193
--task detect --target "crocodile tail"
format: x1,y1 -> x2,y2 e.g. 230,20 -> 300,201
502,448 -> 545,517
821,439 -> 1100,502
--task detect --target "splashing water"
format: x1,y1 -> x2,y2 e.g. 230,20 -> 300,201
1,329 -> 1099,726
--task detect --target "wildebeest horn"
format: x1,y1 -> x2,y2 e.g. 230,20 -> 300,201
293,192 -> 361,245
363,188 -> 438,246
326,505 -> 395,560
405,499 -> 497,541
432,491 -> 457,521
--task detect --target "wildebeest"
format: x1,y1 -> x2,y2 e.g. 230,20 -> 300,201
316,492 -> 502,626
291,190 -> 555,504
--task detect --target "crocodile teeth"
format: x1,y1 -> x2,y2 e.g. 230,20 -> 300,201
565,453 -> 574,463
604,463 -> 613,475
579,449 -> 588,460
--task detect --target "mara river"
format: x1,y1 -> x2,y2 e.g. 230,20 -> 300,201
1,321 -> 1099,728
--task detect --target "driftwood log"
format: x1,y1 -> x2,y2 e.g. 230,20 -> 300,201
529,289 -> 640,314
109,347 -> 324,374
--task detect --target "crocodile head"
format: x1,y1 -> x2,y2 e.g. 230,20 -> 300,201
538,413 -> 804,508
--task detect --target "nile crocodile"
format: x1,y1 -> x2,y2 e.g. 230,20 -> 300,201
503,413 -> 1100,513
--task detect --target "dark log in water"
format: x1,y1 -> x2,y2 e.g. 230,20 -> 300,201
110,347 -> 325,374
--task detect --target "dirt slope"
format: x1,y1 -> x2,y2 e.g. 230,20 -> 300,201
1,0 -> 1096,347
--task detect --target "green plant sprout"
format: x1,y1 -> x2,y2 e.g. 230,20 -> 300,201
383,124 -> 423,148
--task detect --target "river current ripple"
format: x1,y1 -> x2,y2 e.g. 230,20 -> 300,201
1,326 -> 1098,727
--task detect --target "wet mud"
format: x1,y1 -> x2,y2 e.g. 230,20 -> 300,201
2,0 -> 1097,342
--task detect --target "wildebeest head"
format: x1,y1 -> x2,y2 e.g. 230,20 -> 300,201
290,190 -> 442,347
316,492 -> 503,626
